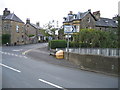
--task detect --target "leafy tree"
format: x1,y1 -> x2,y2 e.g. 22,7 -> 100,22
118,16 -> 120,48
72,29 -> 118,48
43,20 -> 58,40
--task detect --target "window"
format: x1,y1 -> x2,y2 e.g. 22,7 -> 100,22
16,25 -> 19,33
115,21 -> 118,24
87,18 -> 90,23
105,21 -> 108,23
22,26 -> 24,33
17,37 -> 19,42
76,25 -> 79,32
72,25 -> 79,32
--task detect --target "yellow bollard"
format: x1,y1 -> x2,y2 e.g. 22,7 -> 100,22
55,50 -> 64,59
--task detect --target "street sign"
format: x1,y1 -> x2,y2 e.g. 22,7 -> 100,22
64,25 -> 73,33
64,25 -> 79,33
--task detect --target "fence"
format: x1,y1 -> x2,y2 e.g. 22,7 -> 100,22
64,48 -> 120,57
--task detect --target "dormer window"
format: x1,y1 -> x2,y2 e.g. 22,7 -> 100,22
63,17 -> 67,21
114,21 -> 118,24
105,20 -> 108,23
73,14 -> 77,19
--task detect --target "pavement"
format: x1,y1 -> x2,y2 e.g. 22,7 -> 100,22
26,47 -> 80,69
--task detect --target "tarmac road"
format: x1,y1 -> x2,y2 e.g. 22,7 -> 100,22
1,43 -> 118,89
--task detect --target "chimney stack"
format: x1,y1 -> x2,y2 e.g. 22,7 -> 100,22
36,22 -> 40,27
88,9 -> 91,12
26,18 -> 30,24
68,11 -> 73,15
3,8 -> 10,16
93,11 -> 100,20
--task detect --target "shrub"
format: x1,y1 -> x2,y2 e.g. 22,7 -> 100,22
2,34 -> 11,45
29,34 -> 35,37
69,41 -> 79,48
49,40 -> 67,49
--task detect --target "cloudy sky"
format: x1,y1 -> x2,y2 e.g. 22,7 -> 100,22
0,0 -> 119,27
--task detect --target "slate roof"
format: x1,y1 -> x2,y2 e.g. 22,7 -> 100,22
96,18 -> 118,27
75,11 -> 89,20
64,11 -> 89,22
30,23 -> 41,29
64,11 -> 96,22
63,10 -> 118,28
3,13 -> 24,23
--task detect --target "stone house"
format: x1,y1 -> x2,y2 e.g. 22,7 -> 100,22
63,10 -> 118,32
25,19 -> 40,44
2,8 -> 25,45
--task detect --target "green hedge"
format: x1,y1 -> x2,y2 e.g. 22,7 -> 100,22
69,41 -> 79,48
29,34 -> 35,37
2,34 -> 11,45
49,40 -> 67,49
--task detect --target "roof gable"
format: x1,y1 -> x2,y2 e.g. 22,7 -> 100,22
30,23 -> 41,29
64,10 -> 97,22
3,13 -> 24,23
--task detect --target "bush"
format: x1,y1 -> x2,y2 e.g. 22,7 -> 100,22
29,34 -> 35,37
2,34 -> 11,45
69,41 -> 79,48
49,40 -> 67,49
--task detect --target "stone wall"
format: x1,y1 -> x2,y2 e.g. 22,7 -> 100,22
64,52 -> 119,76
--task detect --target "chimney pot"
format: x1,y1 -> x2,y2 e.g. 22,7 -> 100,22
3,8 -> 10,16
26,18 -> 30,24
88,9 -> 91,12
69,11 -> 73,15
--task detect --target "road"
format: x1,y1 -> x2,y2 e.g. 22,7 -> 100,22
0,43 -> 118,89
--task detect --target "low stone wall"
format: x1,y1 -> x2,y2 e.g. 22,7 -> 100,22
64,52 -> 119,76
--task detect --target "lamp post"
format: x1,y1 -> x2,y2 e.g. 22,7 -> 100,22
64,25 -> 73,60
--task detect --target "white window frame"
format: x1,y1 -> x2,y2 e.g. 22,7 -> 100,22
16,25 -> 19,33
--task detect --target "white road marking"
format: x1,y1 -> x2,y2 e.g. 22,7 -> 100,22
0,51 -> 28,59
22,49 -> 32,55
15,54 -> 18,57
0,63 -> 21,73
23,56 -> 28,58
12,49 -> 23,52
7,53 -> 11,55
38,78 -> 65,89
4,52 -> 7,54
11,53 -> 14,56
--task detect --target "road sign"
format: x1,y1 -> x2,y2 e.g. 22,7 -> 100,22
64,25 -> 73,33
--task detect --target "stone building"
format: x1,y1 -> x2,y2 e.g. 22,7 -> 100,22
63,10 -> 118,32
25,19 -> 40,44
2,8 -> 25,45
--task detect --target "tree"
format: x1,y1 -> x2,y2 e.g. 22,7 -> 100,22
118,16 -> 120,48
43,20 -> 58,40
72,29 -> 118,48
